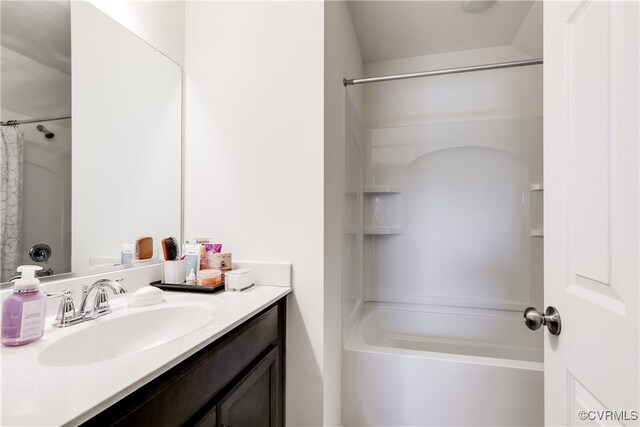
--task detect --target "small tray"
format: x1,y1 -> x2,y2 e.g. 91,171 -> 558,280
150,281 -> 225,293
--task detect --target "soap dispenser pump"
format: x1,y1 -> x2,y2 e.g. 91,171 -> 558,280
1,265 -> 47,346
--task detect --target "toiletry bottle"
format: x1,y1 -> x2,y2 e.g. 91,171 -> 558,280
121,242 -> 135,265
183,243 -> 201,275
1,265 -> 47,347
186,269 -> 196,286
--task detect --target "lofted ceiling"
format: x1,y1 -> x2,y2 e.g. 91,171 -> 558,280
347,0 -> 537,63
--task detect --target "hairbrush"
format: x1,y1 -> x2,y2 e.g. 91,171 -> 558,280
137,236 -> 153,260
161,237 -> 179,261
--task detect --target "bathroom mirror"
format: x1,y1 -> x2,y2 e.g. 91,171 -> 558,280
0,1 -> 182,283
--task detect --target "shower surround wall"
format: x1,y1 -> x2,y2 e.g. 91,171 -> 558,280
343,45 -> 543,426
345,44 -> 543,317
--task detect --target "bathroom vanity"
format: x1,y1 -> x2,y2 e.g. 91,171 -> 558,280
84,298 -> 285,427
0,279 -> 290,427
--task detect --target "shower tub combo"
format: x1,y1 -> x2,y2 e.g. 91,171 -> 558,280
342,53 -> 544,425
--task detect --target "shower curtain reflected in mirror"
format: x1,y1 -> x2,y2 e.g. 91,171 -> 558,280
0,126 -> 24,282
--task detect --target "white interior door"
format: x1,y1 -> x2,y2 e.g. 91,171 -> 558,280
544,1 -> 639,425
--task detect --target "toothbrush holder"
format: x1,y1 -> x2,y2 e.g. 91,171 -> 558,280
163,259 -> 186,284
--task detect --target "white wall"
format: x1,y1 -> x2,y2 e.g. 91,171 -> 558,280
88,0 -> 185,66
363,45 -> 542,127
324,2 -> 363,425
183,2 -> 325,425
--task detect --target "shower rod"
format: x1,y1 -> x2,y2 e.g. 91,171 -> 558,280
343,58 -> 543,86
0,114 -> 72,127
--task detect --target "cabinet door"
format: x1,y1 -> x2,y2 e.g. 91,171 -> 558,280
193,405 -> 216,427
218,348 -> 281,427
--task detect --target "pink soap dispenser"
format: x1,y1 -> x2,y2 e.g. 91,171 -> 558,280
1,265 -> 47,347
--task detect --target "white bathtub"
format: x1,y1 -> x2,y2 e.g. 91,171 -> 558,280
343,303 -> 544,426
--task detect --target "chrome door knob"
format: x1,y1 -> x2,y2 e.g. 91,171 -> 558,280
524,306 -> 562,335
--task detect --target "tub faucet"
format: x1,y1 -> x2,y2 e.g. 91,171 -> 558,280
79,278 -> 127,318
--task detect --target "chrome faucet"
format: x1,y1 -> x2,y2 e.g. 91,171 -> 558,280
79,278 -> 127,317
49,278 -> 127,327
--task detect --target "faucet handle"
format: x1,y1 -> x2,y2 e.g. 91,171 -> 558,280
93,287 -> 112,315
52,289 -> 83,328
113,278 -> 127,294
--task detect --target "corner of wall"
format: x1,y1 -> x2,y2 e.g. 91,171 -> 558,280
87,0 -> 186,67
510,0 -> 543,58
324,1 -> 364,425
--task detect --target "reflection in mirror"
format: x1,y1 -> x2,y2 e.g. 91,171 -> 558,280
0,1 -> 182,284
1,1 -> 72,282
71,2 -> 181,273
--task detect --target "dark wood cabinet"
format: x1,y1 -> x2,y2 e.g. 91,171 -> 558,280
214,347 -> 280,427
192,347 -> 281,427
82,298 -> 286,427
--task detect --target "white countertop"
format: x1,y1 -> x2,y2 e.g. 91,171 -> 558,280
0,285 -> 290,426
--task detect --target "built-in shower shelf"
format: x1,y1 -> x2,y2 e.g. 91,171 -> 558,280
530,228 -> 544,237
529,184 -> 543,192
364,186 -> 403,194
364,227 -> 402,235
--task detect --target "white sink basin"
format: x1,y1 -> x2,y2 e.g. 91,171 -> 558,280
38,300 -> 220,367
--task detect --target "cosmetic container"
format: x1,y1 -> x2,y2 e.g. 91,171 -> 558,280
204,244 -> 222,268
183,243 -> 201,276
186,269 -> 197,286
211,253 -> 232,270
199,245 -> 208,270
1,265 -> 47,347
197,269 -> 222,287
163,259 -> 186,284
225,269 -> 254,292
121,242 -> 135,264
